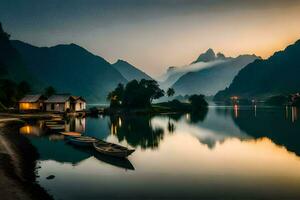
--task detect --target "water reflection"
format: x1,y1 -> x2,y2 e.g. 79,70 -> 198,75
19,125 -> 43,136
292,106 -> 298,123
109,115 -> 165,149
232,106 -> 300,156
234,104 -> 239,118
19,117 -> 86,136
37,134 -> 300,200
19,117 -> 133,170
30,137 -> 91,165
15,106 -> 300,199
65,117 -> 86,133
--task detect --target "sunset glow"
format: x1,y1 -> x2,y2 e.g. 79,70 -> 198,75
1,1 -> 300,76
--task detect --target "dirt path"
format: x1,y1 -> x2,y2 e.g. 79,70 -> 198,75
0,128 -> 33,200
0,120 -> 53,200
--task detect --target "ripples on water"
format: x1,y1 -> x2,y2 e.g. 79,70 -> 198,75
19,106 -> 300,199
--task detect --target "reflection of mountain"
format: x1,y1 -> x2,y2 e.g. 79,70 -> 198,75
85,116 -> 110,139
152,108 -> 249,149
110,115 -> 164,149
232,107 -> 300,156
29,137 -> 91,165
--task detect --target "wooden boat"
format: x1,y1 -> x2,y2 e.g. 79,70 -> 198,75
61,132 -> 82,140
46,125 -> 65,131
44,120 -> 65,125
68,136 -> 98,146
60,132 -> 82,137
93,140 -> 135,158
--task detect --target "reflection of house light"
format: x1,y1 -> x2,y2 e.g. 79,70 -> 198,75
254,105 -> 257,117
26,126 -> 30,133
185,114 -> 190,121
118,117 -> 122,127
111,124 -> 117,135
20,125 -> 32,135
234,104 -> 239,118
231,96 -> 239,100
292,106 -> 298,123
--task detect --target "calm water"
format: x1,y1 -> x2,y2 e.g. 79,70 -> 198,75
19,106 -> 300,200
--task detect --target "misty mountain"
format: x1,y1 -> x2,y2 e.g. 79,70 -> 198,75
0,23 -> 39,86
112,59 -> 152,81
159,49 -> 227,90
191,48 -> 228,64
172,54 -> 259,96
12,40 -> 127,102
214,39 -> 300,100
159,66 -> 187,90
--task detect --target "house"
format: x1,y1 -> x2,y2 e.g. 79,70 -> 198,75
19,94 -> 46,111
44,95 -> 86,112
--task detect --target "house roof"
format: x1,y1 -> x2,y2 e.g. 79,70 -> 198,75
72,96 -> 86,102
45,95 -> 71,103
19,95 -> 43,103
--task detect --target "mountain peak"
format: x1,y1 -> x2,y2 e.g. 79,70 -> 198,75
216,52 -> 226,59
115,59 -> 130,65
167,66 -> 178,73
206,48 -> 215,54
192,48 -> 217,63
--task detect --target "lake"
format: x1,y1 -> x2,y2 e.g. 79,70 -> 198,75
19,106 -> 300,200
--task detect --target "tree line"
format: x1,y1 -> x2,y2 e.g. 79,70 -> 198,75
107,79 -> 208,110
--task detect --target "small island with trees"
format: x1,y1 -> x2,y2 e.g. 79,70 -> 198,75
105,79 -> 208,115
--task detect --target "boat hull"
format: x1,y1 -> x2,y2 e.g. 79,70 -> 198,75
93,142 -> 135,158
68,137 -> 98,147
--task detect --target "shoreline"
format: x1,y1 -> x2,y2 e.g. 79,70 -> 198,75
0,120 -> 53,200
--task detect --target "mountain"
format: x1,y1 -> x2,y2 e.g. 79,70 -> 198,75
172,54 -> 259,96
159,66 -> 187,90
191,48 -> 228,64
112,59 -> 152,81
0,23 -> 39,86
12,40 -> 127,102
214,40 -> 300,101
159,49 -> 229,90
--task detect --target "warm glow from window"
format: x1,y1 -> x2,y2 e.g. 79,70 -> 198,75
19,103 -> 39,110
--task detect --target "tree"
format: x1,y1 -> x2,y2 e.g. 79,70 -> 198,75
0,79 -> 17,107
108,79 -> 165,108
44,86 -> 56,98
167,88 -> 175,97
107,83 -> 124,107
139,79 -> 164,104
188,94 -> 208,109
